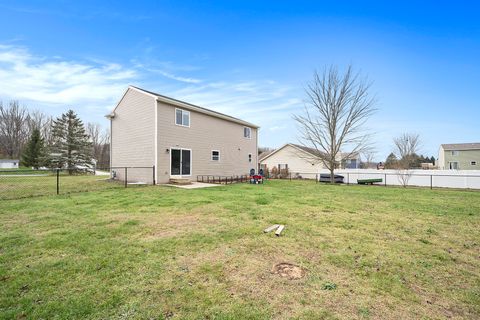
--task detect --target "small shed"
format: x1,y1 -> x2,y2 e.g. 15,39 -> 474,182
0,159 -> 19,169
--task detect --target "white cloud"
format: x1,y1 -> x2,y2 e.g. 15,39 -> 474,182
147,68 -> 202,84
0,44 -> 136,112
269,125 -> 287,132
131,59 -> 203,84
0,44 -> 303,133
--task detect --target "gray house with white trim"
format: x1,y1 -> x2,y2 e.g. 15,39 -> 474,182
106,86 -> 259,184
438,143 -> 480,170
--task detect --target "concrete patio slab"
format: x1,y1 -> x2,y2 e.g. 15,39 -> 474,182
164,182 -> 223,189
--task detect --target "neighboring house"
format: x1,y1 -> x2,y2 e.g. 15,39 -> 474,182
437,143 -> 480,170
106,86 -> 259,184
340,153 -> 360,169
0,159 -> 19,169
259,143 -> 359,178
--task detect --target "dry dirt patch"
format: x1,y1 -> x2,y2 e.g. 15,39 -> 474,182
140,214 -> 221,240
272,262 -> 306,280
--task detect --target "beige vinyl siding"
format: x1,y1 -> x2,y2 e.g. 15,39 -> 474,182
260,145 -> 325,179
111,88 -> 156,182
156,101 -> 257,183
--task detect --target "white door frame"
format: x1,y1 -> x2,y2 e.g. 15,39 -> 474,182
449,161 -> 459,170
170,147 -> 192,178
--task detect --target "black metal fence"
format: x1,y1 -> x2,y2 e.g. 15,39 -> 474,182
196,175 -> 249,184
0,166 -> 156,200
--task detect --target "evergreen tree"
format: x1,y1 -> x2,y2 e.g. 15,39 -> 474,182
21,128 -> 46,169
430,156 -> 435,165
385,152 -> 398,169
49,110 -> 92,174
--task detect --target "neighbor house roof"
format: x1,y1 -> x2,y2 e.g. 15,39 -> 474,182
259,143 -> 359,162
108,86 -> 259,129
258,150 -> 275,161
290,144 -> 325,157
259,143 -> 324,162
0,159 -> 19,163
441,143 -> 480,151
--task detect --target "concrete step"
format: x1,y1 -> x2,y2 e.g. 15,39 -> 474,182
169,178 -> 192,185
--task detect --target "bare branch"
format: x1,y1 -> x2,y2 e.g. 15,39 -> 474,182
293,65 -> 377,182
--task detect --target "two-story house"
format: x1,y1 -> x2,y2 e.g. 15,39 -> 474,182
437,143 -> 480,170
107,86 -> 259,184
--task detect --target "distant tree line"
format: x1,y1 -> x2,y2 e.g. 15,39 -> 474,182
384,153 -> 435,169
0,100 -> 110,173
383,133 -> 435,169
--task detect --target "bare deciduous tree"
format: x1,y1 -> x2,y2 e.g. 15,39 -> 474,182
393,133 -> 421,187
360,149 -> 377,168
27,110 -> 53,145
87,122 -> 110,167
0,101 -> 30,159
293,65 -> 376,183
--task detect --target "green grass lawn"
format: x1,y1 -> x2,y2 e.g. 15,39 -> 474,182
0,175 -> 122,200
1,181 -> 479,319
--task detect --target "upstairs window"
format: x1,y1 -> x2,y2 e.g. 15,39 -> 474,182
244,127 -> 251,139
451,150 -> 459,156
248,153 -> 252,162
175,109 -> 190,127
471,161 -> 477,166
212,150 -> 220,161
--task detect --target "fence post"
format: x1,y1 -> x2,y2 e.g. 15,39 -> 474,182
384,173 -> 387,187
430,175 -> 433,189
125,167 -> 128,188
347,173 -> 350,185
56,169 -> 60,195
290,172 -> 292,181
316,174 -> 318,184
152,165 -> 156,185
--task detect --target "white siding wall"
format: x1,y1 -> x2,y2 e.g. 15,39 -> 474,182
438,146 -> 445,169
324,169 -> 480,189
260,145 -> 325,179
110,89 -> 156,183
0,161 -> 19,169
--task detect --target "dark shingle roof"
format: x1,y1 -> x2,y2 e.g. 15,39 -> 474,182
290,144 -> 324,157
441,143 -> 480,151
258,150 -> 275,161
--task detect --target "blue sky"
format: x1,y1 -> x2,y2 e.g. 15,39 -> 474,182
0,1 -> 479,160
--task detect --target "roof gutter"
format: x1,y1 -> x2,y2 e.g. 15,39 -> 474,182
105,112 -> 115,119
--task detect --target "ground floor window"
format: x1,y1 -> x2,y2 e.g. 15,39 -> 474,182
471,161 -> 477,166
212,150 -> 220,161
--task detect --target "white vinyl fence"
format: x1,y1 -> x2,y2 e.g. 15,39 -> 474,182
316,169 -> 480,189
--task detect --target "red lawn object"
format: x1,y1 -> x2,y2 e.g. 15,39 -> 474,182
250,174 -> 264,184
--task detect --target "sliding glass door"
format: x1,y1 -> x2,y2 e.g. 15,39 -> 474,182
170,148 -> 191,176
